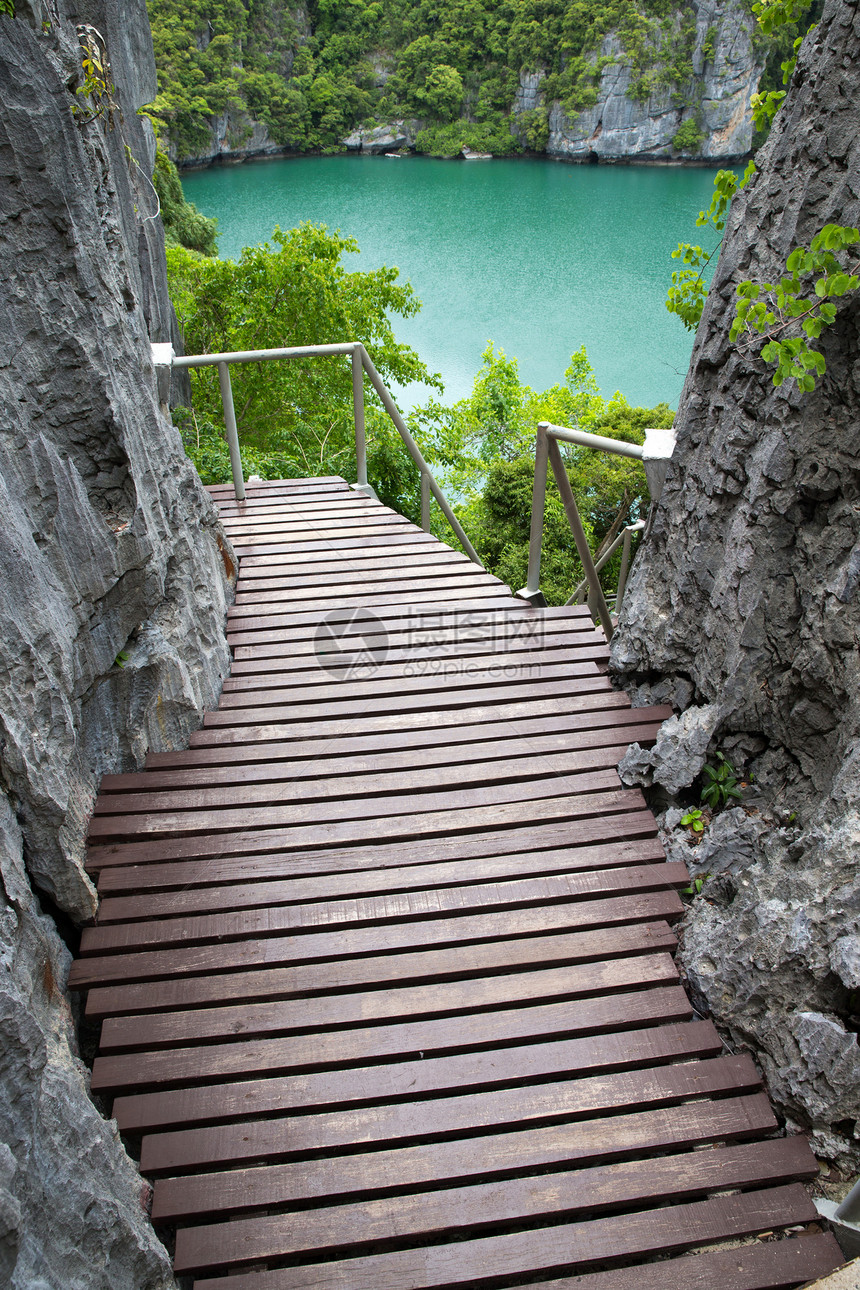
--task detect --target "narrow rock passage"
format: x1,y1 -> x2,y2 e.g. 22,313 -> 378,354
70,478 -> 841,1289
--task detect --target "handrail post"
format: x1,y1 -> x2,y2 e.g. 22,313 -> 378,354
420,471 -> 431,532
351,343 -> 369,491
217,361 -> 245,502
357,345 -> 483,566
547,437 -> 614,642
517,423 -> 550,606
616,526 -> 633,610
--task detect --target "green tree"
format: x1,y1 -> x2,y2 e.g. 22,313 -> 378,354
152,150 -> 218,254
410,344 -> 672,601
167,223 -> 442,516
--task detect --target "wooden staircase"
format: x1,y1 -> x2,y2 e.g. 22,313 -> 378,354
69,477 -> 842,1289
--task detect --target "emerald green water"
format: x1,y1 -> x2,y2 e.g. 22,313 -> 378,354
181,155 -> 719,409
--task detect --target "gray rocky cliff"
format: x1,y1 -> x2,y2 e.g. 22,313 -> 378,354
1,0 -> 235,1284
611,0 -> 860,1164
535,0 -> 763,162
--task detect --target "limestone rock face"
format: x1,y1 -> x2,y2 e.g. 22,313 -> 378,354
0,796 -> 177,1289
176,108 -> 289,167
611,0 -> 860,1162
344,120 -> 419,153
539,0 -> 762,162
0,1 -> 234,1282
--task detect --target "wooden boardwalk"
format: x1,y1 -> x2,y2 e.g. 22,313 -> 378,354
70,478 -> 841,1289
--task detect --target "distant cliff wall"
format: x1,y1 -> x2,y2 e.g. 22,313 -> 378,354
167,0 -> 763,167
0,0 -> 234,1283
533,0 -> 763,163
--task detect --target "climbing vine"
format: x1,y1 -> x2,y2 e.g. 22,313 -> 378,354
730,224 -> 860,389
71,25 -> 122,128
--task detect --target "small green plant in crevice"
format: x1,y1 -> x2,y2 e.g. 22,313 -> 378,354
114,650 -> 130,669
1,0 -> 15,17
683,873 -> 708,896
681,807 -> 706,835
701,751 -> 743,810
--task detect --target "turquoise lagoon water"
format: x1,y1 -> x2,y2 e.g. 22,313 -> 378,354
181,154 -> 720,410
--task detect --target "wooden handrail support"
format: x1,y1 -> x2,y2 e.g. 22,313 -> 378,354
151,340 -> 482,566
517,421 -> 676,641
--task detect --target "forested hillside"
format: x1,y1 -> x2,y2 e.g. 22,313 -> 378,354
147,0 -> 807,163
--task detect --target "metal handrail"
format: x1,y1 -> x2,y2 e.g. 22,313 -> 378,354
565,520 -> 646,607
152,339 -> 482,567
517,421 -> 676,641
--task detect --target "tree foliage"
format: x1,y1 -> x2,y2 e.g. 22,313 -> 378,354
167,223 -> 441,518
413,344 -> 673,603
144,0 -> 753,161
153,149 -> 218,253
665,0 -> 855,392
168,226 -> 672,601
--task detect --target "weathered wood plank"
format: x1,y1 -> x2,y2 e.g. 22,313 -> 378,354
87,919 -> 676,1017
157,701 -> 666,764
92,810 -> 663,893
114,1015 -> 710,1132
175,1136 -> 818,1272
84,788 -> 650,869
190,1186 -> 817,1290
94,837 -> 668,922
72,890 -> 685,988
90,983 -> 693,1090
92,746 -> 637,818
100,952 -> 680,1050
153,1090 -> 776,1223
83,863 -> 686,954
139,1054 -> 762,1174
99,723 -> 659,795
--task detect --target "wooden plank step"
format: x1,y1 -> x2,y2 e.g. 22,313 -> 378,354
72,890 -> 684,989
174,1136 -> 818,1273
93,837 -> 668,922
202,678 -> 617,727
99,723 -> 661,794
113,1016 -> 712,1133
91,810 -> 664,893
153,1090 -> 776,1223
221,645 -> 602,687
87,921 -> 676,1019
224,609 -> 586,651
227,632 -> 610,674
90,982 -> 694,1090
169,699 -> 666,760
98,952 -> 680,1050
190,1185 -> 817,1290
82,862 -> 686,954
92,746 -> 637,817
231,572 -> 508,605
143,705 -> 670,770
235,557 -> 482,589
230,597 -> 588,632
138,1054 -> 763,1175
529,1233 -> 845,1290
214,658 -> 601,700
231,530 -> 440,557
84,787 -> 650,868
85,775 -> 635,847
